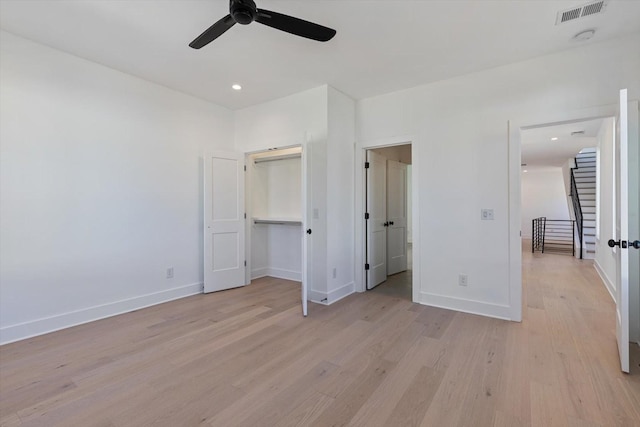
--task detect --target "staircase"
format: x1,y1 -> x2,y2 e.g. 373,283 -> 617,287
572,149 -> 596,259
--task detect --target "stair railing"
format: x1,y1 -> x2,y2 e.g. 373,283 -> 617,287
570,166 -> 584,259
532,217 -> 575,256
532,217 -> 545,253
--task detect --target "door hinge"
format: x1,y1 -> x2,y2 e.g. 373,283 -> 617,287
244,165 -> 246,171
364,162 -> 370,169
244,213 -> 246,219
365,263 -> 370,270
244,260 -> 247,266
365,212 -> 369,220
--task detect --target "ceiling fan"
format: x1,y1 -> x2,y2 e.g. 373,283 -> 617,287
189,0 -> 336,49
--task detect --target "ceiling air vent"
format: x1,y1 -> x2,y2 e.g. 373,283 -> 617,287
556,1 -> 607,25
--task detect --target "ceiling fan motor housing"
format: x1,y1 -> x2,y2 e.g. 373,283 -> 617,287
230,0 -> 257,25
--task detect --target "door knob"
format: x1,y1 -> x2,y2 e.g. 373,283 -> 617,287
383,222 -> 389,227
306,229 -> 312,235
608,239 -> 628,249
631,240 -> 640,249
389,221 -> 394,226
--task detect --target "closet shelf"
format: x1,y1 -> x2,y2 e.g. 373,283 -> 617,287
253,153 -> 301,164
253,217 -> 302,225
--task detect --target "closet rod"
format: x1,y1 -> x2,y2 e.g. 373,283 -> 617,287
253,219 -> 302,225
253,153 -> 301,164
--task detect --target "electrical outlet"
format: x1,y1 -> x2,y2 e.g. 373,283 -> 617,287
458,274 -> 468,286
332,268 -> 337,279
166,267 -> 174,279
481,209 -> 494,220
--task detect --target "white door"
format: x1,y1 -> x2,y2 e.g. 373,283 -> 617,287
301,142 -> 312,316
611,89 -> 638,373
204,151 -> 245,293
387,159 -> 408,275
366,151 -> 387,289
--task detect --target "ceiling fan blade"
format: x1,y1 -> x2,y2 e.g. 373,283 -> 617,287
189,15 -> 236,49
255,9 -> 336,42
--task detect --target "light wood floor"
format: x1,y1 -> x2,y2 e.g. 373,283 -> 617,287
1,249 -> 639,426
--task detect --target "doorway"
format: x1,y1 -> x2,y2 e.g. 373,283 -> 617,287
202,144 -> 312,316
509,93 -> 640,373
244,145 -> 311,315
364,144 -> 413,300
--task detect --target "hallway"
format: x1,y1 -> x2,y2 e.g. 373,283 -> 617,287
370,243 -> 412,300
520,239 -> 640,424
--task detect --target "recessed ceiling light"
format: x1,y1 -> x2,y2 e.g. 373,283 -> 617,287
551,137 -> 558,141
572,29 -> 596,42
523,170 -> 528,173
231,84 -> 242,91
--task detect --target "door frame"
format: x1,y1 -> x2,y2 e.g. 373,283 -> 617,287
508,102 -> 628,324
355,136 -> 418,303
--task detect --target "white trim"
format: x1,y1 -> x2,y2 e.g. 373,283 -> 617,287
594,260 -> 616,303
251,268 -> 302,282
267,268 -> 301,282
0,282 -> 203,345
310,281 -> 355,305
251,267 -> 269,280
419,292 -> 511,321
507,120 -> 523,321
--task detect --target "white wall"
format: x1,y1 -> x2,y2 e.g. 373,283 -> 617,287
0,32 -> 234,344
326,87 -> 356,303
235,86 -> 330,301
357,33 -> 640,320
236,85 -> 356,304
521,168 -> 570,239
594,117 -> 617,298
561,158 -> 576,221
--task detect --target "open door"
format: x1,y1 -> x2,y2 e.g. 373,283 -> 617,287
366,150 -> 387,289
610,89 -> 640,373
301,142 -> 312,316
387,159 -> 408,275
204,151 -> 245,293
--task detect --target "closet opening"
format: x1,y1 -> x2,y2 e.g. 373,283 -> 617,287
365,144 -> 413,300
244,145 -> 310,315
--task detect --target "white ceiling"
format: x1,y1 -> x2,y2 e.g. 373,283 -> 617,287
1,1 -> 639,110
521,118 -> 604,168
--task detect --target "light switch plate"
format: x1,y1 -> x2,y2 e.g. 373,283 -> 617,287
481,209 -> 494,220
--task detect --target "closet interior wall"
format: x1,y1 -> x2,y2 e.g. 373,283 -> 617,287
247,147 -> 303,282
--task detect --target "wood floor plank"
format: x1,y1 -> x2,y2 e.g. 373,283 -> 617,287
384,365 -> 444,427
348,335 -> 438,427
309,358 -> 396,427
1,245 -> 639,426
273,391 -> 335,427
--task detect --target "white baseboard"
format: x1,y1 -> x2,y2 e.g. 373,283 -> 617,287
594,260 -> 616,303
251,267 -> 269,280
310,282 -> 355,305
267,268 -> 301,282
0,282 -> 203,345
251,267 -> 301,282
419,292 -> 512,321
